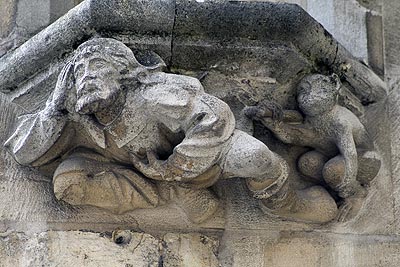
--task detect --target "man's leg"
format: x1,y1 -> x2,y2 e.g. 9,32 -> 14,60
53,150 -> 159,214
221,130 -> 338,223
158,182 -> 220,224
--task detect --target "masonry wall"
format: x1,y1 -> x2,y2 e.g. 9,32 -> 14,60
1,1 -> 399,267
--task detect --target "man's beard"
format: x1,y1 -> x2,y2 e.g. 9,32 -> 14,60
75,82 -> 120,115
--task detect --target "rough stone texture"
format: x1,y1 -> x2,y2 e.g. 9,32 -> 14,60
15,0 -> 50,37
383,0 -> 400,87
0,0 -> 396,266
0,231 -> 220,267
219,230 -> 400,267
263,232 -> 400,267
357,0 -> 382,12
50,0 -> 76,23
308,0 -> 368,62
366,11 -> 384,77
270,0 -> 383,75
0,0 -> 17,38
3,229 -> 400,267
0,0 -> 83,58
384,0 -> 400,235
163,233 -> 219,267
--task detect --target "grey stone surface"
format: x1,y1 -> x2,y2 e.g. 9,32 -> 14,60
0,0 -> 386,102
357,0 -> 382,12
0,230 -> 221,267
0,0 -> 396,266
0,0 -> 17,38
163,233 -> 219,267
15,0 -> 50,36
366,11 -> 384,77
307,0 -> 369,62
0,1 -> 384,226
384,0 -> 400,235
219,230 -> 400,267
50,0 -> 76,23
383,0 -> 400,87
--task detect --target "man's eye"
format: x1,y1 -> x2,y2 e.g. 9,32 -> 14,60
94,61 -> 106,69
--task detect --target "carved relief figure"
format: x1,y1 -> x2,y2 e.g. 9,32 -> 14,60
5,38 -> 338,223
245,74 -> 381,219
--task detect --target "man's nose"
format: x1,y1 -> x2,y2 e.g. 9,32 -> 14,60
81,65 -> 96,81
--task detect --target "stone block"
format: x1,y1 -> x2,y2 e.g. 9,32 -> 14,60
0,0 -> 17,38
366,12 -> 384,77
307,0 -> 368,62
15,0 -> 50,36
0,231 -> 221,267
162,233 -> 219,267
0,231 -> 160,267
383,0 -> 400,87
220,230 -> 400,267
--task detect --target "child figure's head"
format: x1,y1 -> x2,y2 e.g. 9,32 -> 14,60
297,74 -> 341,116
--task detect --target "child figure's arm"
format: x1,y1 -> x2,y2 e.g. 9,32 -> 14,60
335,126 -> 363,197
244,101 -> 316,146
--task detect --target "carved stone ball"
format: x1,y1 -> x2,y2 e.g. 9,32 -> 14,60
297,151 -> 328,183
322,156 -> 345,190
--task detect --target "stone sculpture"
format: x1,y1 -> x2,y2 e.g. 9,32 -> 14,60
245,74 -> 381,220
5,38 -> 339,223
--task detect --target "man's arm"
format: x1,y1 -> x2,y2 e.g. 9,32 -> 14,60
131,93 -> 235,183
244,103 -> 316,146
4,103 -> 68,165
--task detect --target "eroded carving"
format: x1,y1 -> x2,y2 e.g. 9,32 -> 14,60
245,74 -> 381,220
4,38 -> 341,224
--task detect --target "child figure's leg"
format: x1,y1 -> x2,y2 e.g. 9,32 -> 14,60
323,150 -> 381,197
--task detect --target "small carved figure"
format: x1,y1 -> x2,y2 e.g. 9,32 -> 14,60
245,74 -> 381,219
5,38 -> 338,223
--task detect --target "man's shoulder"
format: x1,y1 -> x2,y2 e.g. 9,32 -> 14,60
161,72 -> 204,93
139,72 -> 204,106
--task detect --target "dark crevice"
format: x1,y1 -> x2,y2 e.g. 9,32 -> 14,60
332,43 -> 339,67
361,99 -> 376,106
158,240 -> 167,267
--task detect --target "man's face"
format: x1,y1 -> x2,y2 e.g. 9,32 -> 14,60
74,53 -> 121,114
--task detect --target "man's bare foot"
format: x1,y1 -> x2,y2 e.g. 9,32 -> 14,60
261,186 -> 338,223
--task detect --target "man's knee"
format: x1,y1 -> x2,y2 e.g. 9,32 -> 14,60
222,130 -> 282,179
52,150 -> 113,204
53,170 -> 87,205
53,156 -> 93,205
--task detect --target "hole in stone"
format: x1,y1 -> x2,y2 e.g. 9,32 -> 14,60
115,236 -> 124,244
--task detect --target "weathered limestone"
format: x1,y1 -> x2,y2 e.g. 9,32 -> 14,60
384,0 -> 400,234
0,231 -> 219,267
0,0 -> 17,38
0,0 -> 397,266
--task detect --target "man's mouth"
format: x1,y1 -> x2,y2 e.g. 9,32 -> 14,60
77,81 -> 100,99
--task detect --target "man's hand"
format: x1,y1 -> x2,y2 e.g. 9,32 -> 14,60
244,100 -> 284,122
244,100 -> 303,124
130,150 -> 170,181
